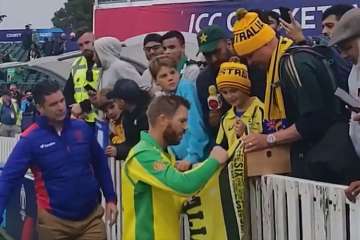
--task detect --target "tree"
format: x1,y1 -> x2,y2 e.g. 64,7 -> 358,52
52,0 -> 94,33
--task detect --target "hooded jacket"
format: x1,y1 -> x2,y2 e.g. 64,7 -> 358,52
94,37 -> 147,89
171,79 -> 210,164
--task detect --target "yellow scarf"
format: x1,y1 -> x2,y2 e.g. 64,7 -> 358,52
264,37 -> 293,120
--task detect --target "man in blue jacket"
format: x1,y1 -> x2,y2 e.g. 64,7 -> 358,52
0,80 -> 117,240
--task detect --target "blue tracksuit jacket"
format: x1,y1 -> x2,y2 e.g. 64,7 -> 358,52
0,116 -> 116,223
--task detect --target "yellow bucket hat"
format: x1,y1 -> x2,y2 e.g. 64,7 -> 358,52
216,62 -> 251,95
232,8 -> 275,56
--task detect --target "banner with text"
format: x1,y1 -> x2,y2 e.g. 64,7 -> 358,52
95,0 -> 359,40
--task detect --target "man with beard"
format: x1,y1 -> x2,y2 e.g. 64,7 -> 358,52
121,95 -> 228,240
196,25 -> 233,141
64,32 -> 100,127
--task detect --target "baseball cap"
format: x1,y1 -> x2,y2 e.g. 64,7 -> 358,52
197,25 -> 228,53
329,8 -> 360,46
106,79 -> 143,104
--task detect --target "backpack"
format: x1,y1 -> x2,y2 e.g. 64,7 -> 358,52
279,38 -> 359,184
281,37 -> 352,92
279,39 -> 352,116
21,103 -> 37,131
0,102 -> 17,125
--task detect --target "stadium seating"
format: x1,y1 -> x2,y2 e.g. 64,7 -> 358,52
0,42 -> 50,88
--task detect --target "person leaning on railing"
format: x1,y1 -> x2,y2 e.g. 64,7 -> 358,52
231,8 -> 357,184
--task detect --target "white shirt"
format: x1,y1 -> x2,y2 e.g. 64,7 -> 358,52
349,63 -> 360,157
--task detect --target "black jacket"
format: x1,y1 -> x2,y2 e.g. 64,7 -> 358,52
111,105 -> 149,160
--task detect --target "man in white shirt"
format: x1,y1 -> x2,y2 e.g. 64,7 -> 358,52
330,8 -> 360,201
330,8 -> 360,157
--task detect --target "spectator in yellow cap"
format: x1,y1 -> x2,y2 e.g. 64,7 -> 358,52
216,61 -> 264,149
210,61 -> 265,239
232,9 -> 352,183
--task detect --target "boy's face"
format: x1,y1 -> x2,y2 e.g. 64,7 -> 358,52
155,66 -> 180,92
105,101 -> 123,120
219,87 -> 248,107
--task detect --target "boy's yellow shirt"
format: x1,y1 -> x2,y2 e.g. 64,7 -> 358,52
216,97 -> 264,148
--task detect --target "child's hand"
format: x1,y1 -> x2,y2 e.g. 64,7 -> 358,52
234,119 -> 246,138
209,109 -> 222,127
105,145 -> 117,158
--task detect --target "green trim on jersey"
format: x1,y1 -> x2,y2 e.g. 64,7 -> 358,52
122,131 -> 221,240
134,182 -> 154,240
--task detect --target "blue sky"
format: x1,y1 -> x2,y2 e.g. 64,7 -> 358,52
0,0 -> 67,29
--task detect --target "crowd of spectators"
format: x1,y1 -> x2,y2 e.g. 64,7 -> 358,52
21,27 -> 80,61
0,83 -> 36,137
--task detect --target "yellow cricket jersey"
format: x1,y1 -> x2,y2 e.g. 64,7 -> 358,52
122,132 -> 221,240
216,97 -> 264,148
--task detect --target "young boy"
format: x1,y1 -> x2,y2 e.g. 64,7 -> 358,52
149,55 -> 209,171
216,62 -> 264,148
98,88 -> 126,159
99,79 -> 150,161
183,62 -> 265,240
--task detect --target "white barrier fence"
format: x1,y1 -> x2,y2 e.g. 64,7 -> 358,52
1,137 -> 360,240
248,175 -> 360,240
0,136 -> 19,167
105,159 -> 122,240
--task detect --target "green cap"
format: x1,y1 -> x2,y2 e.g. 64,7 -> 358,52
197,25 -> 228,53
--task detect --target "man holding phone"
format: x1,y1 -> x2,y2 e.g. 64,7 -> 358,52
277,7 -> 307,44
64,32 -> 100,127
